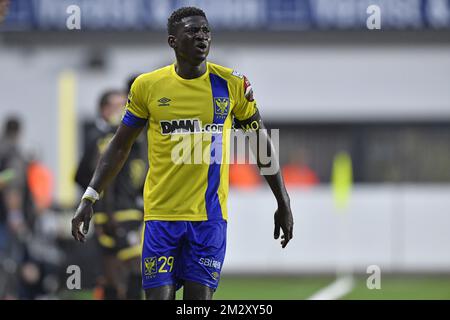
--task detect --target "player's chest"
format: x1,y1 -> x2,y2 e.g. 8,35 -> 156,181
148,81 -> 233,123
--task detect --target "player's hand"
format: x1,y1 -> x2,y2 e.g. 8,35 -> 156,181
71,199 -> 94,243
274,203 -> 294,248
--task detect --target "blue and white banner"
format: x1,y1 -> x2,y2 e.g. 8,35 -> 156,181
2,0 -> 450,31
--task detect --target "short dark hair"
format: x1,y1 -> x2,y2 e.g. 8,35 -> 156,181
167,6 -> 207,35
98,90 -> 122,112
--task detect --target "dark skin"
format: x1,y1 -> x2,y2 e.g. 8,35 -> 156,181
72,15 -> 293,300
167,15 -> 211,78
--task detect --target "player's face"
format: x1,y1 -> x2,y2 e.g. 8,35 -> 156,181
171,16 -> 211,66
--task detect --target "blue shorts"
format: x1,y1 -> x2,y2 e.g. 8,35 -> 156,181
141,220 -> 227,291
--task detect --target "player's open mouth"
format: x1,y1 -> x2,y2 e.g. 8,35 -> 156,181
195,42 -> 208,51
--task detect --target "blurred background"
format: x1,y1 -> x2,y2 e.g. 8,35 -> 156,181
0,0 -> 449,299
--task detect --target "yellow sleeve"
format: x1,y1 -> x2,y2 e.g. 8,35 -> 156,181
231,74 -> 258,121
125,75 -> 149,119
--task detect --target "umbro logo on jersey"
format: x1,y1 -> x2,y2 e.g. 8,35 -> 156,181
158,97 -> 171,106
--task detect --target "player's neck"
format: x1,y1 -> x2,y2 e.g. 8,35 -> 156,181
175,60 -> 207,79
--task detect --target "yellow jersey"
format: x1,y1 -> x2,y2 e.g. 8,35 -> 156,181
122,62 -> 258,221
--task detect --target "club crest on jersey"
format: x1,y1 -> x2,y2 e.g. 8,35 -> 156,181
214,97 -> 229,119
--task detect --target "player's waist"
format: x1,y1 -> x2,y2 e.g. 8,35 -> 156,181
143,212 -> 227,222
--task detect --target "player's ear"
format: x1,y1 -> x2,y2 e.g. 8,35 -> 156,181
168,35 -> 177,49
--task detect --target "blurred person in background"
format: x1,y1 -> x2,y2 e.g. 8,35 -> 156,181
0,117 -> 27,241
0,130 -> 65,300
21,151 -> 64,300
75,89 -> 146,300
0,117 -> 33,298
282,149 -> 319,188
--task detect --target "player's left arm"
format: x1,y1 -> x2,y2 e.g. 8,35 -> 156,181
235,111 -> 293,248
233,72 -> 293,248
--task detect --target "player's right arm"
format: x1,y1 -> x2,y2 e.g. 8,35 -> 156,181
72,75 -> 150,243
71,123 -> 144,242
